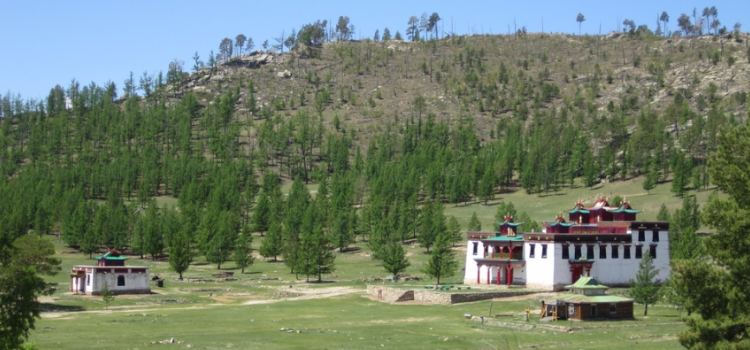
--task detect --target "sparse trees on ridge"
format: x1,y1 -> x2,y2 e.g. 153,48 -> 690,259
576,13 -> 585,35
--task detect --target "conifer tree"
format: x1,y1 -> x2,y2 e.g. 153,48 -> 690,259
417,200 -> 437,252
143,203 -> 164,260
642,169 -> 658,194
260,219 -> 283,262
478,165 -> 496,204
657,203 -> 671,222
422,229 -> 458,285
468,212 -> 481,231
300,225 -> 335,282
100,281 -> 115,310
252,191 -> 270,236
233,225 -> 254,273
494,201 -> 517,223
169,225 -> 191,280
207,211 -> 238,269
447,216 -> 462,247
629,254 -> 662,316
381,241 -> 410,278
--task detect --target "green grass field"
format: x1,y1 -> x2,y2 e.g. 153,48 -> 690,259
28,176 -> 695,349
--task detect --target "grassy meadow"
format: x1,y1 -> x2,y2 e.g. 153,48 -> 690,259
29,176 -> 696,349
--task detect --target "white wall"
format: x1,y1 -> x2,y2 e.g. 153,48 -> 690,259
463,240 -> 483,284
462,229 -> 671,288
85,268 -> 150,294
524,242 -> 556,289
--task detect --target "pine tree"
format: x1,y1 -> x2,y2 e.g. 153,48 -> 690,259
417,200 -> 437,252
644,169 -> 658,193
628,254 -> 662,316
422,230 -> 458,285
100,281 -> 115,310
259,219 -> 283,261
143,203 -> 164,260
252,191 -> 270,235
478,165 -> 496,204
657,203 -> 671,222
207,211 -> 238,269
169,225 -> 191,280
381,241 -> 410,278
447,216 -> 462,247
299,225 -> 335,282
494,201 -> 517,223
467,212 -> 481,231
233,225 -> 254,273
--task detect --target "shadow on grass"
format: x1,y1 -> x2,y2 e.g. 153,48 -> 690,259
40,303 -> 85,312
339,246 -> 361,253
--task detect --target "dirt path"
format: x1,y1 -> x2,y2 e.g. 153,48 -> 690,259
243,286 -> 362,305
41,286 -> 363,319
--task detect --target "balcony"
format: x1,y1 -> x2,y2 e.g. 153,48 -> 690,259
484,252 -> 523,260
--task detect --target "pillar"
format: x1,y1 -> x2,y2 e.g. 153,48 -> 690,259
496,266 -> 501,285
507,265 -> 514,286
486,266 -> 490,284
477,265 -> 481,284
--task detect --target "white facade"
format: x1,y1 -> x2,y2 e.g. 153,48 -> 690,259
464,225 -> 671,291
71,266 -> 151,295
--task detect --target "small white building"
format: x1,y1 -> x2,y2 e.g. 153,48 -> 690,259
464,199 -> 670,291
70,252 -> 150,295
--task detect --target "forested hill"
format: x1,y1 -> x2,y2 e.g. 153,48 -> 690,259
0,30 -> 748,264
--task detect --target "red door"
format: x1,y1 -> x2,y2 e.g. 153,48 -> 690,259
571,266 -> 582,284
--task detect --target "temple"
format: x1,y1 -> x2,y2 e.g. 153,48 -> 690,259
70,250 -> 151,295
463,198 -> 670,290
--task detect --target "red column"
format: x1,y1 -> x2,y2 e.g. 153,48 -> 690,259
507,266 -> 514,286
486,266 -> 490,284
477,265 -> 481,284
496,267 -> 501,285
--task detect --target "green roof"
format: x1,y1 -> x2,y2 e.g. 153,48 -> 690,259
484,236 -> 524,241
567,207 -> 590,214
609,205 -> 642,214
94,252 -> 128,261
558,294 -> 633,303
564,276 -> 608,290
495,222 -> 523,227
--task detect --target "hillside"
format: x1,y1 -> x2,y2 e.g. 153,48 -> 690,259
0,31 -> 746,263
175,32 -> 750,144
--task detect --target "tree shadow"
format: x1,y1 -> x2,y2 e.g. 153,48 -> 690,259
339,246 -> 361,253
40,303 -> 85,312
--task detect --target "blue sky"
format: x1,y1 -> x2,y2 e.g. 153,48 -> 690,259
1,0 -> 746,100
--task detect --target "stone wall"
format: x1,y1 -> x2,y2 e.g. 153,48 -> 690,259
367,285 -> 541,305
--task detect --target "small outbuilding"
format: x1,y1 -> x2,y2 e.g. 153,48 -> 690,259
541,276 -> 633,320
70,251 -> 150,295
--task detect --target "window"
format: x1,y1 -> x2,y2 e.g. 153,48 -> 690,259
610,303 -> 617,315
652,230 -> 660,242
568,304 -> 575,316
541,244 -> 548,259
86,275 -> 90,286
611,245 -> 619,259
562,245 -> 570,260
574,245 -> 582,260
635,245 -> 643,259
586,245 -> 595,260
638,230 -> 646,242
472,242 -> 478,256
599,245 -> 607,259
117,275 -> 125,287
591,305 -> 598,316
624,245 -> 631,259
650,245 -> 657,259
529,244 -> 536,258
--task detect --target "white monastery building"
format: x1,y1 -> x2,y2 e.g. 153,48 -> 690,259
70,251 -> 151,295
463,198 -> 670,290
